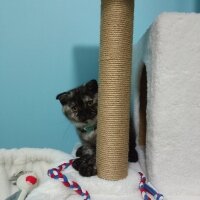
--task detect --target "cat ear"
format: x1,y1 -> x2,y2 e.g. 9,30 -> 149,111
86,79 -> 98,93
56,92 -> 70,105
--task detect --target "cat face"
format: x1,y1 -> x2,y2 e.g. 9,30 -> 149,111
56,80 -> 98,124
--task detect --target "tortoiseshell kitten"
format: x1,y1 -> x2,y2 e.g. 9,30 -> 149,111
56,80 -> 138,177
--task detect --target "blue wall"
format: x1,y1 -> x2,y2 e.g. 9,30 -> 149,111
0,0 -> 198,153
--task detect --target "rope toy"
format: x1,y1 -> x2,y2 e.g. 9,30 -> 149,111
48,159 -> 91,200
48,160 -> 163,200
138,172 -> 164,200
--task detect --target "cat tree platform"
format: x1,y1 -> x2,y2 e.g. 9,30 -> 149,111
133,13 -> 200,200
1,148 -> 143,200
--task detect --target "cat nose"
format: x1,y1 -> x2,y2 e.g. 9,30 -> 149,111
81,117 -> 87,122
78,113 -> 87,122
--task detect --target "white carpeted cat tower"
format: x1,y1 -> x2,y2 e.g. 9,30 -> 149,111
133,12 -> 200,200
1,1 -> 200,199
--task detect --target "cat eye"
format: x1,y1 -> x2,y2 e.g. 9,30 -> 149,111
72,106 -> 78,112
87,100 -> 93,106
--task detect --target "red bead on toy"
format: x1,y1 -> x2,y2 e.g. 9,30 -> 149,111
26,176 -> 37,185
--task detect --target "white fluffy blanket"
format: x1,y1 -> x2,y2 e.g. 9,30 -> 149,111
0,148 -> 143,200
0,148 -> 70,200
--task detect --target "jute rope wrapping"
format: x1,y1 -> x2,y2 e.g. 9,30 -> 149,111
97,0 -> 134,180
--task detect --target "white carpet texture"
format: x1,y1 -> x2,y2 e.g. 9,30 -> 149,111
133,13 -> 200,199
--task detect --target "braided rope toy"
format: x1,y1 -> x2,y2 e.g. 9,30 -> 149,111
138,172 -> 164,200
48,159 -> 91,200
48,159 -> 163,200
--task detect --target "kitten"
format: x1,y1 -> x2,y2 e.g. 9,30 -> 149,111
56,80 -> 138,177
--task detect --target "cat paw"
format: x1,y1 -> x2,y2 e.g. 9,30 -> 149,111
72,157 -> 82,171
76,146 -> 84,157
79,163 -> 97,177
75,145 -> 95,157
72,155 -> 97,177
128,149 -> 138,162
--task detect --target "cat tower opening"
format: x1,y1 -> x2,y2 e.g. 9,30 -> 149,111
138,64 -> 147,147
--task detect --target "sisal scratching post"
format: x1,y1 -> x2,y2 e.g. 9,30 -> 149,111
97,0 -> 134,180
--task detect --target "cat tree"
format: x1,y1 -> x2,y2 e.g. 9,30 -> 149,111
97,0 -> 134,180
2,1 -> 200,198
